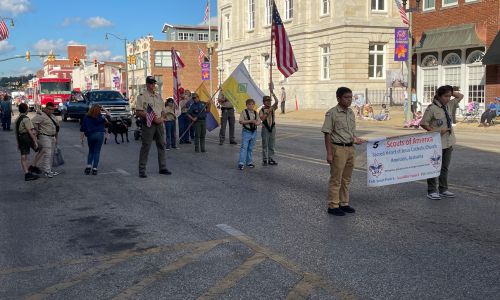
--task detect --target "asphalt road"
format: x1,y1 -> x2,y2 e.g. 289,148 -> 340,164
0,114 -> 499,300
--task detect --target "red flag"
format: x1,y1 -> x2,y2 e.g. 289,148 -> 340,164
395,0 -> 409,26
203,1 -> 209,24
145,104 -> 157,127
0,20 -> 9,41
171,48 -> 185,106
272,1 -> 298,78
197,47 -> 206,66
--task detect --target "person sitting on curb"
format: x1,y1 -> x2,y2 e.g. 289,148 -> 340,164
374,104 -> 390,121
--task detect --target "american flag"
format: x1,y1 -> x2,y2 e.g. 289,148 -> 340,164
171,48 -> 185,106
203,1 -> 209,24
272,1 -> 298,78
197,47 -> 206,66
395,0 -> 409,26
145,104 -> 156,127
0,20 -> 9,41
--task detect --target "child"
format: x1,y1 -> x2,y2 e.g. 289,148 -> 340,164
187,93 -> 210,152
259,94 -> 279,166
238,99 -> 261,170
405,111 -> 423,128
15,103 -> 40,181
164,98 -> 177,149
375,104 -> 390,121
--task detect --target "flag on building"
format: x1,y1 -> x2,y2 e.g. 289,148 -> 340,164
395,0 -> 409,26
221,61 -> 266,112
272,1 -> 298,78
145,104 -> 156,127
171,48 -> 185,106
198,47 -> 206,66
195,83 -> 220,131
203,1 -> 209,24
0,20 -> 9,41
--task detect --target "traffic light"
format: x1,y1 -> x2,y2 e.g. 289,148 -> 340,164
94,58 -> 98,67
127,55 -> 136,65
47,51 -> 55,62
73,57 -> 80,67
25,51 -> 30,62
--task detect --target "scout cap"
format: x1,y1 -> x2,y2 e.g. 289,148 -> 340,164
146,76 -> 157,84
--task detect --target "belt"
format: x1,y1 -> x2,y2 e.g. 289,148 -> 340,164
40,133 -> 56,137
221,107 -> 234,110
333,142 -> 353,147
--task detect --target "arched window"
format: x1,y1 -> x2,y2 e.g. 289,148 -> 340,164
421,55 -> 438,67
466,50 -> 484,64
442,53 -> 461,66
421,55 -> 438,103
466,50 -> 485,103
442,53 -> 461,89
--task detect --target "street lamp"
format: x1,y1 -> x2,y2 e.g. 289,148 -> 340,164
402,0 -> 420,122
105,32 -> 129,97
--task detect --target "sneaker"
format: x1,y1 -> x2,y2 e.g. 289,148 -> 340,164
427,192 -> 442,200
44,172 -> 53,178
268,159 -> 278,166
139,172 -> 148,178
50,171 -> 60,176
327,208 -> 346,216
262,160 -> 268,166
340,206 -> 356,213
238,164 -> 244,170
91,169 -> 98,175
439,190 -> 456,198
219,141 -> 224,145
246,164 -> 255,168
25,172 -> 39,181
159,169 -> 172,175
29,165 -> 42,174
230,141 -> 238,145
166,148 -> 171,151
201,149 -> 207,153
84,167 -> 91,175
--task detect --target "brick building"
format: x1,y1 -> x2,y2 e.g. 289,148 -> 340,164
41,45 -> 86,79
411,0 -> 500,108
126,25 -> 218,102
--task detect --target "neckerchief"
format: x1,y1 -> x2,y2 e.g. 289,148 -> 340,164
433,100 -> 451,129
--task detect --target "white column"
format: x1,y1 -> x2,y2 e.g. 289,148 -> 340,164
460,48 -> 467,109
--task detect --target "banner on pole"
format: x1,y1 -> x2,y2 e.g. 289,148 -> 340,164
366,132 -> 442,187
394,27 -> 409,61
201,62 -> 210,81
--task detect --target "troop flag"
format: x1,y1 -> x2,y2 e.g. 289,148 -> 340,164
272,1 -> 298,78
145,104 -> 156,127
221,61 -> 266,112
0,20 -> 9,41
195,83 -> 220,132
171,48 -> 185,106
395,0 -> 409,26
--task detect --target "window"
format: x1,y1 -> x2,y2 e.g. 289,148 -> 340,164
371,0 -> 385,11
178,32 -> 194,41
368,44 -> 385,79
442,53 -> 461,90
423,0 -> 435,10
421,55 -> 438,103
265,0 -> 272,26
155,51 -> 174,67
466,51 -> 485,103
248,0 -> 255,30
243,56 -> 251,73
215,34 -> 218,41
285,0 -> 293,20
321,0 -> 330,15
320,45 -> 330,80
442,0 -> 458,7
225,15 -> 230,40
198,33 -> 209,41
142,51 -> 149,70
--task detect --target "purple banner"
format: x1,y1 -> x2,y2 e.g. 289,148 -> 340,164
201,62 -> 210,81
394,28 -> 409,62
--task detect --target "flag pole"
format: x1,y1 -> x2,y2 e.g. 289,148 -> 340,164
208,0 -> 214,105
269,0 -> 275,97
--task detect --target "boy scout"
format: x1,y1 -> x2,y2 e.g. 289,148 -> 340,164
420,85 -> 463,200
259,94 -> 279,166
135,76 -> 171,178
31,102 -> 60,178
321,87 -> 365,216
187,93 -> 211,152
15,103 -> 39,181
238,99 -> 261,170
217,90 -> 237,145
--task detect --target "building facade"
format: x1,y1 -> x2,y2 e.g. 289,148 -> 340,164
412,0 -> 500,108
126,27 -> 218,102
218,0 -> 407,109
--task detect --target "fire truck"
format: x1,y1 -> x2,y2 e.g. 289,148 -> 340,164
33,76 -> 72,114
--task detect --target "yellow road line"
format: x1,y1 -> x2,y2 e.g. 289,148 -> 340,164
286,273 -> 322,300
112,239 -> 225,300
197,252 -> 267,300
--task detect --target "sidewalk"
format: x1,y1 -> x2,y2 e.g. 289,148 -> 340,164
276,106 -> 500,132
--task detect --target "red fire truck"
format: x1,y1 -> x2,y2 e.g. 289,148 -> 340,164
33,77 -> 72,114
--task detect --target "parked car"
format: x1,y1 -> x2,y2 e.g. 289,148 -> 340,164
61,90 -> 132,125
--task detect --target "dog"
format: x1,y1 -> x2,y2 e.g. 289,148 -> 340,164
105,119 -> 129,144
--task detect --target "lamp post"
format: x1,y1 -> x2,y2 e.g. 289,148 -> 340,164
402,0 -> 420,122
105,33 -> 129,97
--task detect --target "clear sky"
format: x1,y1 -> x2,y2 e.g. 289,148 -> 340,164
0,0 -> 218,77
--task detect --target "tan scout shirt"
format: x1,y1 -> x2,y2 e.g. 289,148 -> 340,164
218,93 -> 234,109
136,91 -> 165,117
15,114 -> 34,134
32,112 -> 57,136
165,106 -> 176,121
420,99 -> 459,149
179,98 -> 190,113
321,105 -> 356,144
259,106 -> 275,127
239,109 -> 258,123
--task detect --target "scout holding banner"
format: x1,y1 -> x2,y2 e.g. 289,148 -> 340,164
366,132 -> 442,187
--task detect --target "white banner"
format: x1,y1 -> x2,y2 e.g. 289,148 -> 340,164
367,132 -> 442,187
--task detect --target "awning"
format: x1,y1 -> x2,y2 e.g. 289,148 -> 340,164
415,24 -> 484,53
483,30 -> 500,65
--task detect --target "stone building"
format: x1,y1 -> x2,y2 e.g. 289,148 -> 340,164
218,0 -> 406,109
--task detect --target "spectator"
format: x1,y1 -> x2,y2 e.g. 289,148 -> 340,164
80,104 -> 110,175
1,94 -> 14,131
479,101 -> 497,127
15,103 -> 39,181
404,111 -> 423,128
374,104 -> 390,121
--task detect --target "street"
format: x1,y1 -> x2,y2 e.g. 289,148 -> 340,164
0,115 -> 499,300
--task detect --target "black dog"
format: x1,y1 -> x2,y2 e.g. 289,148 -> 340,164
105,119 -> 129,144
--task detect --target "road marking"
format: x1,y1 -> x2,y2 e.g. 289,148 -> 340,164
112,239 -> 226,300
286,273 -> 319,300
216,223 -> 245,236
197,252 -> 267,300
116,168 -> 130,176
216,224 -> 356,300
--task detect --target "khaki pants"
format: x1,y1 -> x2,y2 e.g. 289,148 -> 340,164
38,135 -> 55,173
328,145 -> 355,208
139,123 -> 166,173
193,120 -> 207,151
261,128 -> 276,161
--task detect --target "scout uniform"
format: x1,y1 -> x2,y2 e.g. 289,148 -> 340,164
164,104 -> 177,149
420,98 -> 459,195
32,111 -> 58,173
218,92 -> 236,145
259,104 -> 277,165
15,113 -> 35,155
238,108 -> 259,168
178,97 -> 194,143
188,100 -> 208,152
321,105 -> 356,209
136,87 -> 167,175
